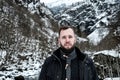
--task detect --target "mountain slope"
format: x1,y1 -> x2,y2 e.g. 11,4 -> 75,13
53,0 -> 120,51
0,0 -> 58,79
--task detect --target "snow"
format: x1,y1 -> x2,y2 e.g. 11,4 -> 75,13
0,50 -> 6,58
0,37 -> 44,80
40,0 -> 58,4
104,0 -> 116,4
105,77 -> 120,80
40,6 -> 53,16
77,36 -> 88,43
87,28 -> 109,45
94,50 -> 120,58
41,0 -> 84,8
96,12 -> 107,19
0,50 -> 43,80
41,17 -> 52,28
30,18 -> 35,29
61,14 -> 72,19
0,68 -> 40,80
22,0 -> 53,16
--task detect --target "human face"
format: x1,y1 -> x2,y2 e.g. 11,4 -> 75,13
58,28 -> 76,50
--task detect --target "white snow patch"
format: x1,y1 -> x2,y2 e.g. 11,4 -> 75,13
77,37 -> 88,43
44,0 -> 84,8
105,77 -> 120,80
87,28 -> 109,45
94,50 -> 120,58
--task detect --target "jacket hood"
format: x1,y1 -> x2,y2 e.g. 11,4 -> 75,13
52,47 -> 87,62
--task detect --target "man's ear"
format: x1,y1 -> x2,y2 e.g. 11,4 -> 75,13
57,38 -> 61,47
58,37 -> 60,44
75,35 -> 77,43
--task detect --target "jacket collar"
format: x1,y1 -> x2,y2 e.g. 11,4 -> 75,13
52,47 -> 87,62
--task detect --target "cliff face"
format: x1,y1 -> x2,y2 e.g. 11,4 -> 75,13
0,0 -> 58,76
53,0 -> 120,51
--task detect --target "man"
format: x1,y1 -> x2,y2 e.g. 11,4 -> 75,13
38,25 -> 99,80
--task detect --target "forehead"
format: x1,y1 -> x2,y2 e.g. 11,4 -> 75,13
60,28 -> 75,36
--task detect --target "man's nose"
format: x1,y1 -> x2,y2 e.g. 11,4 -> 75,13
66,37 -> 69,42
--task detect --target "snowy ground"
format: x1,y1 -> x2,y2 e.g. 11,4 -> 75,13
0,70 -> 39,80
0,64 -> 41,80
105,77 -> 120,80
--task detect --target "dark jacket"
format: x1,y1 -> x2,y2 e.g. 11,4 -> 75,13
38,47 -> 99,80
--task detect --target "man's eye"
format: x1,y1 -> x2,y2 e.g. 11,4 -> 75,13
69,35 -> 73,38
62,36 -> 66,39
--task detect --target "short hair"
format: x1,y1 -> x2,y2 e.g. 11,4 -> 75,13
14,75 -> 25,80
58,25 -> 75,36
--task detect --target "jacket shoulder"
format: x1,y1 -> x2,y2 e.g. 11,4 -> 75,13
43,55 -> 55,66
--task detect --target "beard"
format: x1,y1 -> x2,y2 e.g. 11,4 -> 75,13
60,43 -> 75,54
